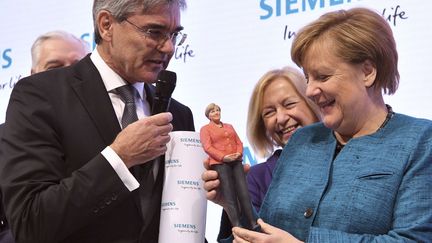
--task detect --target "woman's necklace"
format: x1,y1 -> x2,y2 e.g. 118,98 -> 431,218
378,104 -> 394,131
335,105 -> 394,155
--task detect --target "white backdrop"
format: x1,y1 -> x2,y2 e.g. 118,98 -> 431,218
1,0 -> 431,242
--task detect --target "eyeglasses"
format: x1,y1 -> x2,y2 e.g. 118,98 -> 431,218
124,19 -> 187,46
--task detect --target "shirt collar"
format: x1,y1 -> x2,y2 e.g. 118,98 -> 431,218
90,47 -> 145,101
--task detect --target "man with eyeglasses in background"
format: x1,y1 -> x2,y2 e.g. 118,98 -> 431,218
0,1 -> 195,242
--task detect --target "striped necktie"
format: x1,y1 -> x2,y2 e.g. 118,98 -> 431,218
116,84 -> 158,234
116,85 -> 138,128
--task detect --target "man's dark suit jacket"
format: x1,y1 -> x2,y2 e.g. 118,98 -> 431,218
0,124 -> 6,230
0,55 -> 195,243
0,124 -> 15,243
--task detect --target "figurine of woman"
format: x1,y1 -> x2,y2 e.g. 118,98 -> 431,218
200,103 -> 258,231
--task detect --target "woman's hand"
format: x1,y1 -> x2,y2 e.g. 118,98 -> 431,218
232,219 -> 303,243
201,160 -> 250,206
223,153 -> 242,162
201,163 -> 224,205
232,152 -> 242,161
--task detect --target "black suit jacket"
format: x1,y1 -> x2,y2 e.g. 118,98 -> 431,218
0,124 -> 15,243
0,124 -> 5,229
0,55 -> 195,243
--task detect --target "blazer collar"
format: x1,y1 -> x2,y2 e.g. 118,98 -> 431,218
69,54 -> 121,145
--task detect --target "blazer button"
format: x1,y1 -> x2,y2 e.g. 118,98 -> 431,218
105,198 -> 112,206
304,208 -> 314,218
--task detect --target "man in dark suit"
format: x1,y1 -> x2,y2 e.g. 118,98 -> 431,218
0,0 -> 193,242
0,124 -> 13,243
0,31 -> 89,243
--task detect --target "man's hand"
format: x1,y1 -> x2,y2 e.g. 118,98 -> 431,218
110,112 -> 173,168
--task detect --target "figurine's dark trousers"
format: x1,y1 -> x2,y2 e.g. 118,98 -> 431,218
211,161 -> 258,230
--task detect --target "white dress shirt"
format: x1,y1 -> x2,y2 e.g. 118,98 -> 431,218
90,48 -> 152,191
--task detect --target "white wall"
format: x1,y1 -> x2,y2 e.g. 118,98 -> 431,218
1,0 -> 431,242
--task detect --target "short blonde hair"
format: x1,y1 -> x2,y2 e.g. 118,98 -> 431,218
247,67 -> 321,158
291,7 -> 399,94
204,103 -> 220,119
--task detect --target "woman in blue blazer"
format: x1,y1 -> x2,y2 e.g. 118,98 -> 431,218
204,7 -> 432,242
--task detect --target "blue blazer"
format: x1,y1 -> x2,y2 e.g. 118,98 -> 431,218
260,113 -> 432,242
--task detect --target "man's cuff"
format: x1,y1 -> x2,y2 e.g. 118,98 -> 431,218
101,146 -> 139,191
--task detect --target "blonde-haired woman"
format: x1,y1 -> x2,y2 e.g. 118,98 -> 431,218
246,66 -> 320,211
217,67 -> 321,241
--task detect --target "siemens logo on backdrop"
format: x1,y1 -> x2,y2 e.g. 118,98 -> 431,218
1,48 -> 12,69
260,0 -> 358,20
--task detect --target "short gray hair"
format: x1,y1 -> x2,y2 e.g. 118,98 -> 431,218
92,0 -> 187,44
31,30 -> 89,69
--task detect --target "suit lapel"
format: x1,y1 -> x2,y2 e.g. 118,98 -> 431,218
69,55 -> 121,145
68,56 -> 167,233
